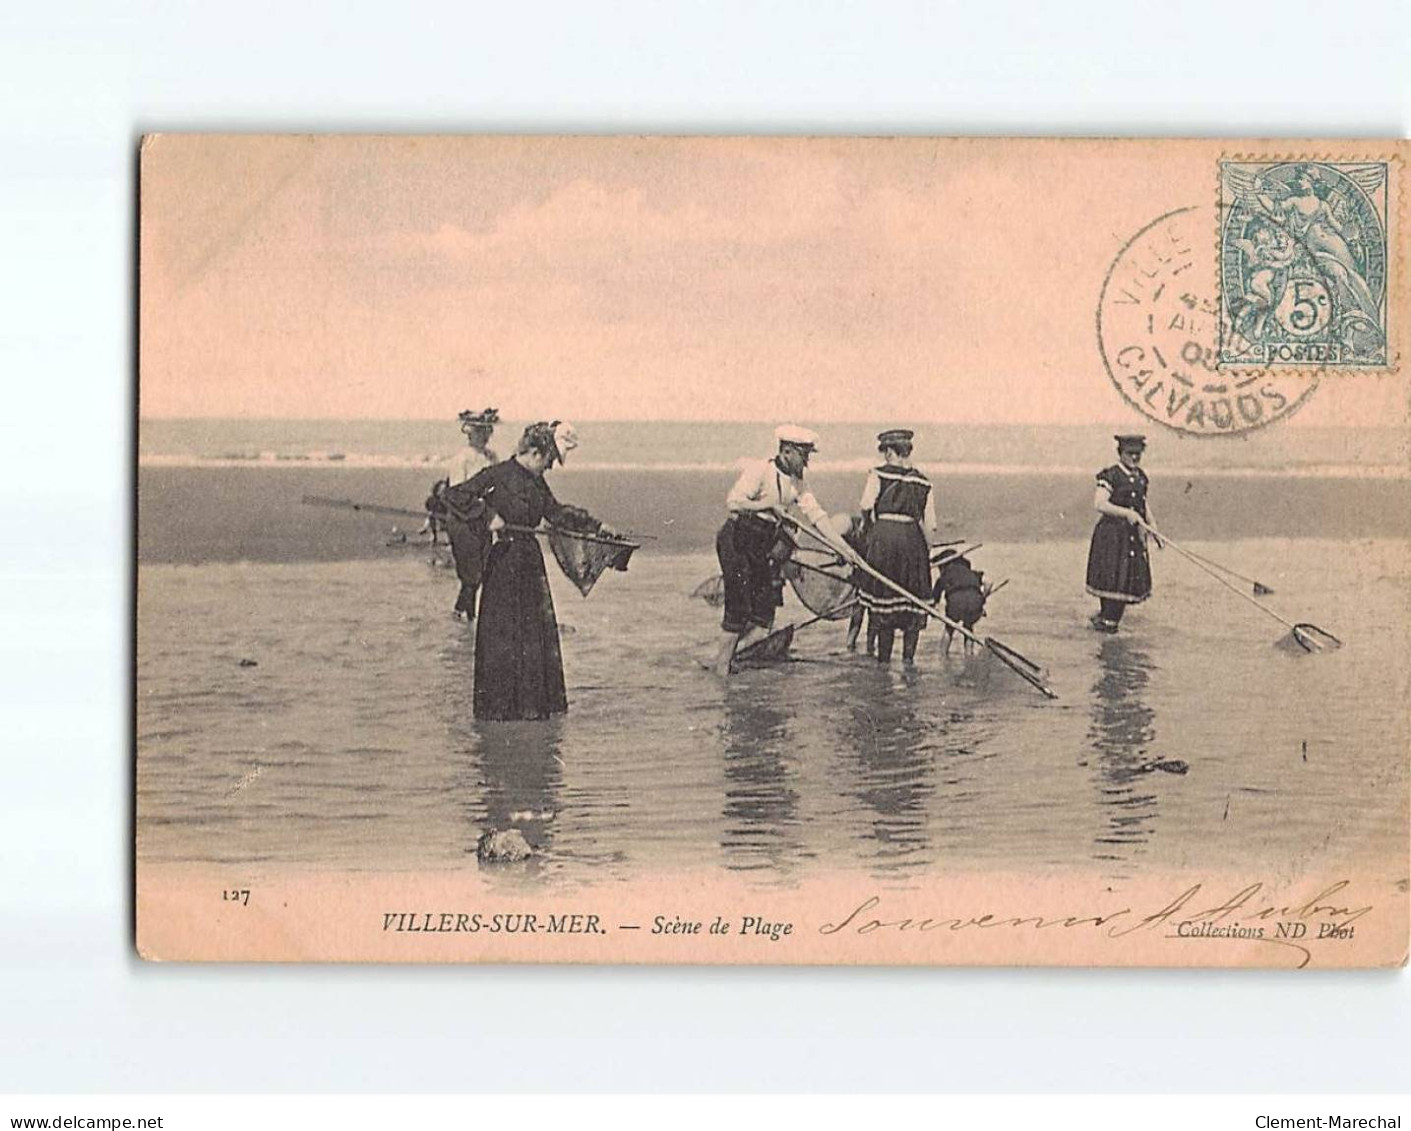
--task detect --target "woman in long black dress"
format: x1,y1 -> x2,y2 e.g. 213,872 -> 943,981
858,429 -> 937,665
445,421 -> 607,721
1086,433 -> 1163,633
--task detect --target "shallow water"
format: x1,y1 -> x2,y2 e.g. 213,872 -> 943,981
136,538 -> 1409,890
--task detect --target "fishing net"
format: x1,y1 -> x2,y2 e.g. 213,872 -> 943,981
784,549 -> 857,620
690,548 -> 855,619
736,624 -> 795,666
548,530 -> 637,597
1165,536 -> 1346,654
1289,623 -> 1343,653
691,575 -> 727,607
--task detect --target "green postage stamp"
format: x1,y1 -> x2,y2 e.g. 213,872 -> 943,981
1219,161 -> 1391,368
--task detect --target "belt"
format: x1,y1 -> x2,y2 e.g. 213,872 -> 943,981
876,513 -> 917,523
728,512 -> 780,529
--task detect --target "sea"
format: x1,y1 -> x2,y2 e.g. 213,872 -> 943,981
136,420 -> 1410,890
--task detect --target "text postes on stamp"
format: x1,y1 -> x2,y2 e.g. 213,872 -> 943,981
1098,206 -> 1318,437
1219,161 -> 1390,369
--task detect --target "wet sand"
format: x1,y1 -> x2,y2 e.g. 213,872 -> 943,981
138,465 -> 1411,563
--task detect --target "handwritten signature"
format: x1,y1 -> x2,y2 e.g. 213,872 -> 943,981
818,882 -> 1374,967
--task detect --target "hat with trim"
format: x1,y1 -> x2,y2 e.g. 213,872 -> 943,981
774,424 -> 820,450
551,421 -> 579,464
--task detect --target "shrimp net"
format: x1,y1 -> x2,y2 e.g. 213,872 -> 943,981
548,531 -> 638,597
735,624 -> 796,666
1287,623 -> 1343,654
782,548 -> 858,620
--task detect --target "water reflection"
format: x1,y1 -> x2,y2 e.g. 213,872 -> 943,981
454,719 -> 566,861
718,676 -> 804,875
1086,638 -> 1160,874
440,632 -> 565,863
833,673 -> 936,877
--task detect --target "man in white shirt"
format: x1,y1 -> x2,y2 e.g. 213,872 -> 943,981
712,425 -> 852,676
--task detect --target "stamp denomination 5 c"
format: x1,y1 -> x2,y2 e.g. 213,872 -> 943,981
1098,206 -> 1318,436
1219,161 -> 1391,368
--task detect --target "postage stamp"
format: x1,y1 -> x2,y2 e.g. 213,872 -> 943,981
1218,161 -> 1392,369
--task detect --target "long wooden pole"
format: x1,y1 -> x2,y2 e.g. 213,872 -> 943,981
783,515 -> 985,646
1136,521 -> 1298,631
302,494 -> 425,520
1177,547 -> 1273,594
781,513 -> 1056,697
301,494 -> 639,547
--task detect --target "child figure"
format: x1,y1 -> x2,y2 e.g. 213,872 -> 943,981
419,478 -> 450,544
931,548 -> 987,655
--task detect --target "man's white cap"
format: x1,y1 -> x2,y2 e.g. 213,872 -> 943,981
552,421 -> 579,463
774,424 -> 819,449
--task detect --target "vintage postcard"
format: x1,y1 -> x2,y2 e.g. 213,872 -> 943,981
136,136 -> 1409,966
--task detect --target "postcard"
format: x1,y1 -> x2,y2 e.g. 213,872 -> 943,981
136,136 -> 1408,966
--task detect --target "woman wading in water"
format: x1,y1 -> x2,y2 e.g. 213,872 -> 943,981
857,429 -> 937,665
1086,433 -> 1163,633
446,421 -> 611,720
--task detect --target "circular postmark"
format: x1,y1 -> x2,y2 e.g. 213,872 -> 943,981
1098,206 -> 1319,436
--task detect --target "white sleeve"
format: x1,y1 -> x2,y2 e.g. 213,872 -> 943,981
858,470 -> 880,513
792,488 -> 829,527
923,485 -> 937,536
726,461 -> 770,512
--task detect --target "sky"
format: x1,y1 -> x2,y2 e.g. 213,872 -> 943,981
139,135 -> 1405,426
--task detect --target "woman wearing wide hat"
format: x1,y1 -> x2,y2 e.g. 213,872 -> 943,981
858,429 -> 936,665
448,407 -> 500,485
1086,434 -> 1163,632
445,421 -> 608,720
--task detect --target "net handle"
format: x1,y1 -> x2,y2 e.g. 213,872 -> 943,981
780,514 -> 1057,698
301,494 -> 427,520
1293,623 -> 1343,653
505,524 -> 639,548
1142,524 -> 1297,631
783,515 -> 983,643
1178,546 -> 1271,593
791,557 -> 853,584
794,599 -> 858,632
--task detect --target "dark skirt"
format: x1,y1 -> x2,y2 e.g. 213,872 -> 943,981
715,516 -> 780,634
473,535 -> 568,721
445,512 -> 490,616
1085,516 -> 1151,603
860,520 -> 931,631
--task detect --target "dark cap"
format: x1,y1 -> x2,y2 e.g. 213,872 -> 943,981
877,428 -> 915,447
459,408 -> 500,426
1114,433 -> 1147,450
